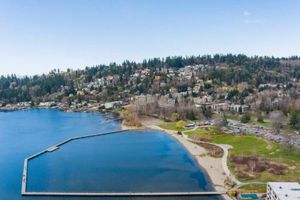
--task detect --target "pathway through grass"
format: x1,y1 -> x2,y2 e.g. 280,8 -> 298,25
188,127 -> 300,182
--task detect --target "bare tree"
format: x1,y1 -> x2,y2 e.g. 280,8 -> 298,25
247,159 -> 257,172
270,111 -> 285,134
295,98 -> 300,110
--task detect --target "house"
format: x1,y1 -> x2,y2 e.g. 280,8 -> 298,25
229,104 -> 249,113
132,95 -> 157,106
169,87 -> 178,95
157,96 -> 175,108
267,182 -> 300,200
39,101 -> 56,108
211,102 -> 230,112
104,101 -> 122,110
193,95 -> 213,105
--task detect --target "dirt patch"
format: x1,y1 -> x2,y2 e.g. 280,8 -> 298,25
191,135 -> 210,142
199,143 -> 224,158
288,166 -> 296,170
190,136 -> 224,158
267,144 -> 273,150
230,155 -> 287,179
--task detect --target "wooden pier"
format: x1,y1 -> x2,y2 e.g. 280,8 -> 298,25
21,129 -> 222,197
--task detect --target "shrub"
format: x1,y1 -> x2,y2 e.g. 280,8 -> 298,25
176,120 -> 186,130
241,113 -> 251,123
122,110 -> 142,127
170,112 -> 180,122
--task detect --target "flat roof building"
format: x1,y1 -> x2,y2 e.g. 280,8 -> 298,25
267,182 -> 300,200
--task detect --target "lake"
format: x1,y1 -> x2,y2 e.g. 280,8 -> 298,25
0,109 -> 222,200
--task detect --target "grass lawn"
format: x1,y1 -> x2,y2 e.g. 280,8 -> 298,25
226,114 -> 272,127
254,121 -> 272,127
186,127 -> 225,139
212,134 -> 300,182
239,184 -> 267,193
187,128 -> 300,182
286,126 -> 299,133
226,115 -> 241,121
249,119 -> 272,127
158,122 -> 185,132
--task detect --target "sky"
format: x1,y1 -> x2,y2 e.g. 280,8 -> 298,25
0,0 -> 300,76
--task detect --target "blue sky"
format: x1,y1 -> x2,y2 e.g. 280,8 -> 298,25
0,0 -> 299,75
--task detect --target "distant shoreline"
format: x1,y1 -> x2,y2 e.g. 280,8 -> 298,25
0,105 -> 108,114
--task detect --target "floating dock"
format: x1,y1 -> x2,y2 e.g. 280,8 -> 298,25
22,191 -> 223,197
21,129 -> 223,197
47,146 -> 59,152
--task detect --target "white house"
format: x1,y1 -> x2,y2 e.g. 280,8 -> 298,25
104,101 -> 122,110
229,104 -> 249,113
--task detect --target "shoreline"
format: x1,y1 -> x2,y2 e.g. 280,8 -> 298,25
121,119 -> 232,200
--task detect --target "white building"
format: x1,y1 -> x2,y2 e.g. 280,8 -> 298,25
229,104 -> 249,113
267,182 -> 300,200
104,101 -> 122,110
211,102 -> 230,112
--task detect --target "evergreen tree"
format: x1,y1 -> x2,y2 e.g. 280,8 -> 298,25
289,110 -> 300,129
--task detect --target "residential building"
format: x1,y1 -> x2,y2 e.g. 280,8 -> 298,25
267,182 -> 300,200
104,101 -> 122,110
211,102 -> 230,112
229,104 -> 249,113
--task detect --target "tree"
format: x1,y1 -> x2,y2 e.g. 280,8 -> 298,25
289,110 -> 300,129
215,114 -> 228,130
122,110 -> 142,127
176,120 -> 186,130
241,112 -> 251,123
202,106 -> 213,119
170,112 -> 180,122
270,111 -> 285,134
256,111 -> 264,123
186,109 -> 196,120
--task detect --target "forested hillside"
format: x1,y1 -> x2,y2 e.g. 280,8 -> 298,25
0,54 -> 299,104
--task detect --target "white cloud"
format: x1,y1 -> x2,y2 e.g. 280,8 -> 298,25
242,10 -> 264,24
243,10 -> 251,17
243,19 -> 264,24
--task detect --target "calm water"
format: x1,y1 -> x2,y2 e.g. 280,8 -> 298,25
0,110 -> 222,200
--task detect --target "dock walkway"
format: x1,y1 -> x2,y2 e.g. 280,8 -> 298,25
21,129 -> 223,197
22,191 -> 223,197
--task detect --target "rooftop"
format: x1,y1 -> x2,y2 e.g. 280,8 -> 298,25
268,182 -> 300,200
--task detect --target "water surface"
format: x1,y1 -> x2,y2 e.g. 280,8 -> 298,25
0,110 -> 222,200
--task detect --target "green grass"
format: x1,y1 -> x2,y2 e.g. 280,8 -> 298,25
212,135 -> 300,161
255,121 -> 272,127
158,122 -> 185,131
249,119 -> 272,127
187,128 -> 300,182
226,114 -> 272,127
286,126 -> 299,132
215,135 -> 300,182
186,127 -> 225,139
226,115 -> 240,121
211,135 -> 272,155
239,184 -> 267,193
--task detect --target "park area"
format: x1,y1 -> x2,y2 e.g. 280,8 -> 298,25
159,122 -> 300,183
